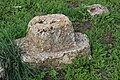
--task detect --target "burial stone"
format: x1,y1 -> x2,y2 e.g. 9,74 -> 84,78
16,14 -> 90,68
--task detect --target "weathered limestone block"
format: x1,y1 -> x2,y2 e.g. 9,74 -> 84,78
16,14 -> 90,68
27,14 -> 76,52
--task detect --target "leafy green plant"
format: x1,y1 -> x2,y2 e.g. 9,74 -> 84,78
0,29 -> 36,80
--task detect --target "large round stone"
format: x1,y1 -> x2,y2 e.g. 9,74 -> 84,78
16,14 -> 91,68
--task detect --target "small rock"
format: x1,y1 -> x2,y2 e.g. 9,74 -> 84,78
87,4 -> 109,16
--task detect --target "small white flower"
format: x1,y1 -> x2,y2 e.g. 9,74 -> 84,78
13,6 -> 22,8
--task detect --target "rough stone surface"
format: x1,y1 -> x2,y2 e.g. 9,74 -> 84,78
16,14 -> 90,68
87,4 -> 109,16
27,14 -> 76,52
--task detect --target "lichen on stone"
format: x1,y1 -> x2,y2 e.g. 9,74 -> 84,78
16,14 -> 91,68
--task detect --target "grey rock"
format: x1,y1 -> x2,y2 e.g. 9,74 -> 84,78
16,14 -> 91,68
87,4 -> 109,16
27,14 -> 76,52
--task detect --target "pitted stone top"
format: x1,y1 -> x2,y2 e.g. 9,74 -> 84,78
28,14 -> 72,34
27,14 -> 76,52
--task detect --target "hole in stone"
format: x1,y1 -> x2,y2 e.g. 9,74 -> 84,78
43,29 -> 46,32
40,31 -> 43,33
99,6 -> 102,9
90,8 -> 96,12
50,27 -> 53,30
38,29 -> 40,32
38,20 -> 43,24
50,21 -> 56,24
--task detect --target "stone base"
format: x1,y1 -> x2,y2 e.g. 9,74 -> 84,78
16,32 -> 90,68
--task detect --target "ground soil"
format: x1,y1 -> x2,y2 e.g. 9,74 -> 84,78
73,22 -> 91,32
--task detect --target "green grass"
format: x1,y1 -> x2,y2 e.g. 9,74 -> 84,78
0,0 -> 120,80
